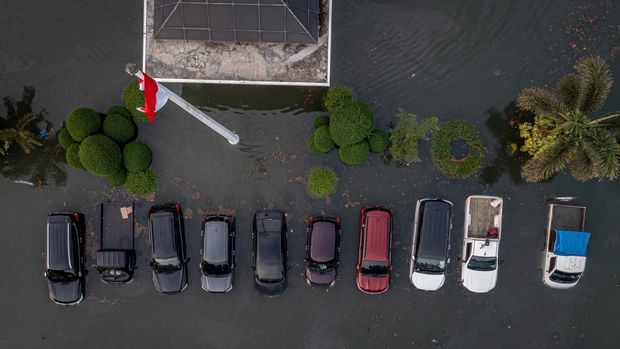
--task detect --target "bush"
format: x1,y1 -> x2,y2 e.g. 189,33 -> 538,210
368,129 -> 389,153
314,115 -> 330,129
125,169 -> 158,195
66,107 -> 101,142
313,125 -> 334,153
123,80 -> 147,121
108,168 -> 127,187
329,101 -> 374,147
431,120 -> 484,178
338,140 -> 370,166
389,111 -> 439,164
107,105 -> 132,120
322,87 -> 354,112
58,128 -> 76,150
103,114 -> 135,143
123,141 -> 152,172
307,134 -> 322,154
306,167 -> 338,198
65,144 -> 84,169
78,134 -> 122,176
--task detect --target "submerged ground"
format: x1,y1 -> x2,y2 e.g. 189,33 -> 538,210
1,1 -> 619,348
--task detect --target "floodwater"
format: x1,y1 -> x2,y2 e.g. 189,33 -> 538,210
1,1 -> 620,348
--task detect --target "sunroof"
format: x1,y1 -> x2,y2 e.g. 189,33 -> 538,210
153,0 -> 320,44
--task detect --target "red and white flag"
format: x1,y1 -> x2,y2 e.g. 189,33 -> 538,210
134,70 -> 169,122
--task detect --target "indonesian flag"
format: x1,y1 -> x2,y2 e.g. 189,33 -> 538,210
134,70 -> 169,122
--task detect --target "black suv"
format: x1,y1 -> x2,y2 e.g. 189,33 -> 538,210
44,212 -> 86,305
253,210 -> 287,295
148,204 -> 189,294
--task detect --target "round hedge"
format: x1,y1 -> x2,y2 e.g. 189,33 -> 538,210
307,134 -> 322,155
58,128 -> 76,150
125,169 -> 158,195
329,101 -> 374,147
338,140 -> 370,166
66,107 -> 101,142
65,144 -> 84,169
314,115 -> 330,129
103,114 -> 135,143
368,129 -> 389,153
123,141 -> 152,172
313,125 -> 334,153
123,80 -> 147,121
108,168 -> 127,187
322,87 -> 354,112
107,105 -> 132,120
431,120 -> 484,178
307,167 -> 338,198
78,134 -> 122,176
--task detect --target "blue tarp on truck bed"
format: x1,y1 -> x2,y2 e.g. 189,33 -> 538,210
554,230 -> 591,257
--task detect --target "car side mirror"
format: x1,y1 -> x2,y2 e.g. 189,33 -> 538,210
184,258 -> 191,263
148,261 -> 153,266
43,272 -> 47,277
447,258 -> 451,264
499,259 -> 504,265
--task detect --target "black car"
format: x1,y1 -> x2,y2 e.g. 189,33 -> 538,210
201,215 -> 235,293
148,204 -> 189,294
305,216 -> 341,286
253,210 -> 287,295
44,212 -> 86,305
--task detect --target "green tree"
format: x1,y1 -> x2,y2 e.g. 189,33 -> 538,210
0,114 -> 42,155
389,110 -> 438,164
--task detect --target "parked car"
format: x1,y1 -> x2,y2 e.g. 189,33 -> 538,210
96,203 -> 136,284
305,216 -> 341,286
356,206 -> 393,294
409,199 -> 453,291
253,210 -> 287,295
200,215 -> 235,293
148,203 -> 189,294
44,211 -> 86,305
461,196 -> 503,293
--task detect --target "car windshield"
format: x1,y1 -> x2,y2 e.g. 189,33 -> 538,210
46,269 -> 77,282
549,270 -> 581,283
361,261 -> 388,276
308,259 -> 335,273
153,257 -> 182,272
467,256 -> 497,271
415,257 -> 446,274
202,262 -> 231,276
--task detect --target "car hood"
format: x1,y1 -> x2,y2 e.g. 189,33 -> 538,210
153,270 -> 186,293
306,268 -> 336,285
254,276 -> 287,296
201,273 -> 233,293
462,268 -> 497,293
411,272 -> 445,291
48,280 -> 82,304
356,274 -> 389,294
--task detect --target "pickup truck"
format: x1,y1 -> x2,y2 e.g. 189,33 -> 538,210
543,203 -> 591,289
96,203 -> 136,284
460,195 -> 503,293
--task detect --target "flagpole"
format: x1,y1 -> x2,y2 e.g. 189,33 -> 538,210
125,64 -> 240,145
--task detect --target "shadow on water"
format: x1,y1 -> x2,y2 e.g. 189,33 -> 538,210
480,101 -> 533,186
0,86 -> 67,187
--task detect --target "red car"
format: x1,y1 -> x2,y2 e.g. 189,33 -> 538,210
356,206 -> 393,294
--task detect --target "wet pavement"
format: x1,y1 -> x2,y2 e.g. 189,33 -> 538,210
1,1 -> 620,348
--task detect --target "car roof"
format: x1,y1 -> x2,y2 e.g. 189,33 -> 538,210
256,232 -> 283,280
150,212 -> 177,259
47,215 -> 73,270
363,209 -> 391,261
204,221 -> 229,264
419,200 -> 451,259
310,221 -> 336,263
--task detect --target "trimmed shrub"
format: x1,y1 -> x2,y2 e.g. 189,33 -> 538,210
389,111 -> 439,164
368,129 -> 389,153
65,144 -> 84,169
107,105 -> 132,121
108,168 -> 127,187
123,80 -> 147,121
78,134 -> 122,176
103,114 -> 135,143
313,125 -> 334,153
125,169 -> 158,195
322,87 -> 354,112
314,115 -> 330,129
338,140 -> 370,166
306,167 -> 338,198
66,107 -> 101,142
307,134 -> 322,155
123,141 -> 152,172
431,120 -> 484,178
329,101 -> 374,147
58,128 -> 76,150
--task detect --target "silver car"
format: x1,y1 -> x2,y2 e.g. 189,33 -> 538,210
200,215 -> 235,293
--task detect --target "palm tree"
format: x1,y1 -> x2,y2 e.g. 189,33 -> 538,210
517,56 -> 620,182
0,114 -> 42,155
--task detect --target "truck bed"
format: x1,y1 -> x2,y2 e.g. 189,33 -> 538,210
100,203 -> 134,250
549,204 -> 585,232
466,196 -> 502,239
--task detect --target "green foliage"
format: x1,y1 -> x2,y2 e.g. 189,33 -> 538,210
103,114 -> 135,143
518,115 -> 556,155
329,101 -> 374,147
57,128 -> 76,150
306,166 -> 338,198
0,114 -> 42,154
78,134 -> 122,176
108,168 -> 127,187
66,108 -> 101,142
322,87 -> 354,112
313,125 -> 334,153
366,129 -> 386,153
307,134 -> 322,154
65,143 -> 84,169
125,169 -> 158,195
431,120 -> 484,178
338,140 -> 370,166
314,115 -> 330,129
389,111 -> 439,164
123,141 -> 152,172
107,105 -> 132,120
123,80 -> 147,121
